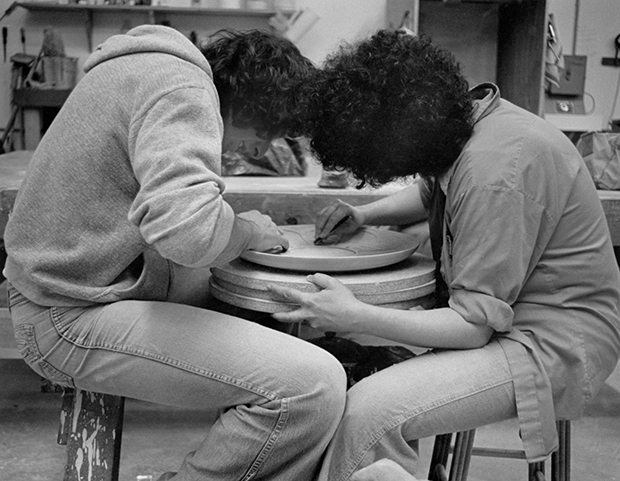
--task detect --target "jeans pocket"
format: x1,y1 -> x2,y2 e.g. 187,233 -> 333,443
14,323 -> 75,388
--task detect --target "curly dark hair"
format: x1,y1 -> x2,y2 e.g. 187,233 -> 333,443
201,29 -> 316,139
304,31 -> 474,187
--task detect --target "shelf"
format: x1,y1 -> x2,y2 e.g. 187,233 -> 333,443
544,113 -> 604,133
15,2 -> 284,17
12,88 -> 72,108
13,1 -> 291,51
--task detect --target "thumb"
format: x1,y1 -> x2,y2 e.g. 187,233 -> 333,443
306,273 -> 340,290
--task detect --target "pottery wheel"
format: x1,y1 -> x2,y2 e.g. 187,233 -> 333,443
210,253 -> 436,313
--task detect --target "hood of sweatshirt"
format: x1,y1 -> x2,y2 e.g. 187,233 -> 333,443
83,25 -> 213,78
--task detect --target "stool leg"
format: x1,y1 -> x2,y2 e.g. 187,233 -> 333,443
428,430 -> 475,481
428,433 -> 452,481
529,460 -> 545,481
552,420 -> 570,481
58,388 -> 75,446
449,430 -> 475,481
429,433 -> 453,481
63,390 -> 125,481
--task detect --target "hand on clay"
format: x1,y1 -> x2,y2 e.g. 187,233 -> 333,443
237,210 -> 289,253
314,200 -> 364,244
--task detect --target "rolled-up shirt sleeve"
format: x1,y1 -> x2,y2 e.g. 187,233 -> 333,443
446,184 -> 548,332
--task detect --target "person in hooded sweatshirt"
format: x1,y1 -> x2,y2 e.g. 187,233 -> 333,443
3,25 -> 346,481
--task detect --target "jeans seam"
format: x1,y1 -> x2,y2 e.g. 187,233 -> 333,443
14,323 -> 75,388
341,377 -> 514,481
48,307 -> 282,401
242,397 -> 290,480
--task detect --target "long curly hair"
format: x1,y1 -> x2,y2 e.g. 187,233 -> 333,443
201,29 -> 316,139
304,31 -> 474,187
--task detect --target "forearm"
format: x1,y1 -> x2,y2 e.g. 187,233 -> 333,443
359,183 -> 428,227
208,216 -> 253,266
350,303 -> 494,349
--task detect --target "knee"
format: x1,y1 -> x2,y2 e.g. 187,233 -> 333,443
338,379 -> 390,430
292,345 -> 347,421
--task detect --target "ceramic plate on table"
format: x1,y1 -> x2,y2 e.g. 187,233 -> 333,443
240,224 -> 419,272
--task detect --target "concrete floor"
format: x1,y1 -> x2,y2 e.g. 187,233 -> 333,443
2,353 -> 619,481
1,274 -> 619,481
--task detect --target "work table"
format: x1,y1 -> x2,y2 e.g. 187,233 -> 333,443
2,150 -> 620,246
0,151 -> 404,233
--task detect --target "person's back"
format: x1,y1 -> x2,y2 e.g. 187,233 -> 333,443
4,26 -> 231,307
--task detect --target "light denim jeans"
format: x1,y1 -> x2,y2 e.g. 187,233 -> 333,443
317,341 -> 517,481
7,280 -> 347,481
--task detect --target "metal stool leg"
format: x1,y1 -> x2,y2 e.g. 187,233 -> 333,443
449,430 -> 476,481
429,430 -> 475,481
429,433 -> 453,481
528,460 -> 545,481
434,420 -> 571,481
552,420 -> 570,481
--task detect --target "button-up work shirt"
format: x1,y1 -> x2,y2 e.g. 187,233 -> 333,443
420,84 -> 620,461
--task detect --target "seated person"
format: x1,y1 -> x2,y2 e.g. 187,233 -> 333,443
268,31 -> 620,480
4,26 -> 346,481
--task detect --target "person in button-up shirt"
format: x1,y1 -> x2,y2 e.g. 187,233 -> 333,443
269,31 -> 620,481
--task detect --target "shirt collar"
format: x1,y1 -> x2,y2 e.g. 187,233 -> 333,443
438,83 -> 500,193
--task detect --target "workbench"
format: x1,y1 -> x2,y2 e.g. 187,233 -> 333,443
3,150 -> 620,358
596,190 -> 620,248
3,150 -> 620,243
0,151 -> 406,237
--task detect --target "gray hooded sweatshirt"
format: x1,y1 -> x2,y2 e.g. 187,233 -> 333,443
4,25 -> 240,306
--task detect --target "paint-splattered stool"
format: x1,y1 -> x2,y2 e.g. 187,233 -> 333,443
58,389 -> 125,481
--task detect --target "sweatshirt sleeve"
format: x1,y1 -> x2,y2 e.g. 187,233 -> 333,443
127,85 -> 239,267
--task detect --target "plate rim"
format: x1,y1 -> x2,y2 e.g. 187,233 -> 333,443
240,225 -> 420,272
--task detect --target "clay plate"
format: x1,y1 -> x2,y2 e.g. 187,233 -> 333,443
241,224 -> 419,272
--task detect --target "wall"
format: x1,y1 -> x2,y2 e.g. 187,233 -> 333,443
548,0 -> 620,129
0,0 -> 388,147
284,0 -> 387,65
1,0 -> 619,146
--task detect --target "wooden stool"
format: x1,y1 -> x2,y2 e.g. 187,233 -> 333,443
428,420 -> 571,481
58,389 -> 126,481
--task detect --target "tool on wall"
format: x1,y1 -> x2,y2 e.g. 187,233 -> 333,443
2,27 -> 7,62
20,27 -> 25,53
0,1 -> 17,23
24,27 -> 65,87
602,34 -> 620,67
1,27 -> 66,153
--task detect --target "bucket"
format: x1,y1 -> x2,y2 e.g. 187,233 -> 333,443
41,56 -> 78,89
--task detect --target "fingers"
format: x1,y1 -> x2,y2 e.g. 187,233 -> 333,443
267,283 -> 305,304
315,203 -> 340,236
238,210 -> 290,253
279,234 -> 290,251
267,281 -> 321,324
271,310 -> 306,324
307,273 -> 338,290
262,245 -> 287,254
315,200 -> 352,239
